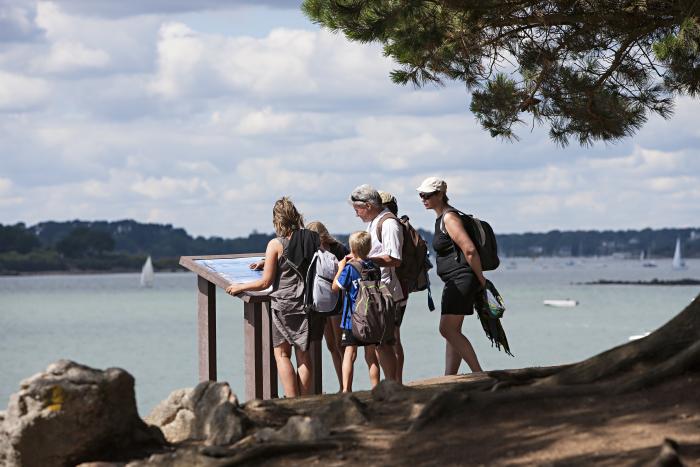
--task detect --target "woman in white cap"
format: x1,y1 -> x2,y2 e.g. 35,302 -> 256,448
417,176 -> 484,374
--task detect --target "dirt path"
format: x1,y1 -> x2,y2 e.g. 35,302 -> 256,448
265,372 -> 700,466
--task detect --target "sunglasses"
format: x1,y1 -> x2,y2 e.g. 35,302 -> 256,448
419,191 -> 438,200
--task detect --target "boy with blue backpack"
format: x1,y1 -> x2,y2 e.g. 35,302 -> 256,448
332,231 -> 395,392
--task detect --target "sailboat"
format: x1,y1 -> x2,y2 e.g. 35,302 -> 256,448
672,238 -> 686,270
640,250 -> 657,268
140,255 -> 155,287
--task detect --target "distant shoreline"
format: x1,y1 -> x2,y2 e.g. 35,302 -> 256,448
580,278 -> 700,286
0,268 -> 186,277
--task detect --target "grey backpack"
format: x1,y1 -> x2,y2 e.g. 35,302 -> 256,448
305,249 -> 340,312
348,260 -> 395,344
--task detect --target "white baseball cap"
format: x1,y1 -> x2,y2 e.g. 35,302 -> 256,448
416,176 -> 447,194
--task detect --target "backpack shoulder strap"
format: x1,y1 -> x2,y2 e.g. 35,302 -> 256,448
470,217 -> 487,247
376,211 -> 399,240
439,208 -> 465,234
348,259 -> 363,277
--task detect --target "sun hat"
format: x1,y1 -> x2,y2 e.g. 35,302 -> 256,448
416,176 -> 447,194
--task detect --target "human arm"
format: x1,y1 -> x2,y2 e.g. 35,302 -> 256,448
443,212 -> 486,288
369,254 -> 401,268
368,217 -> 402,268
225,240 -> 280,296
331,256 -> 349,292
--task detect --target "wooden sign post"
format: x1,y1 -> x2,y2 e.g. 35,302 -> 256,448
179,253 -> 322,400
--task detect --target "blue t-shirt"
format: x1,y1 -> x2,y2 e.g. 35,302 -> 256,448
337,260 -> 377,330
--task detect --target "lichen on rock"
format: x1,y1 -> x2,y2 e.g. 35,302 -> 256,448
0,360 -> 165,467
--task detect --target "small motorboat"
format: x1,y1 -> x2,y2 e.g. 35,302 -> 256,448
543,299 -> 578,307
628,331 -> 651,341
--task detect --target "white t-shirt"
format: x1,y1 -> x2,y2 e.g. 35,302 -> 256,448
367,209 -> 405,303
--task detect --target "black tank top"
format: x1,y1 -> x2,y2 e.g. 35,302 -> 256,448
433,211 -> 473,279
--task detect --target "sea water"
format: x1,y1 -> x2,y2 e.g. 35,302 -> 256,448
1,257 -> 698,416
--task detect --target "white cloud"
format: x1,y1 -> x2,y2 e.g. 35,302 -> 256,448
0,3 -> 38,42
0,177 -> 23,207
0,3 -> 698,237
148,22 -> 205,99
34,2 -> 159,76
131,176 -> 214,200
38,40 -> 110,73
175,161 -> 219,175
149,24 -> 394,101
647,176 -> 698,193
47,1 -> 299,18
0,178 -> 13,194
236,107 -> 294,135
0,71 -> 50,111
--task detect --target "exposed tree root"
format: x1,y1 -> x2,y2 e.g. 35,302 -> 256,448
486,364 -> 573,382
482,294 -> 700,392
220,440 -> 342,466
613,338 -> 700,394
408,390 -> 469,432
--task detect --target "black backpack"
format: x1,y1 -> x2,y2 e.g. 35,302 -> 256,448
441,209 -> 500,271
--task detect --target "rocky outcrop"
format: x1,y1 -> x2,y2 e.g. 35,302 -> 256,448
371,379 -> 409,402
312,394 -> 368,427
255,415 -> 325,443
0,360 -> 165,467
3,357 -> 699,466
146,381 -> 245,446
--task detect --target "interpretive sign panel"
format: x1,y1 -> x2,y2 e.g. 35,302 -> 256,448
179,253 -> 270,301
194,257 -> 271,295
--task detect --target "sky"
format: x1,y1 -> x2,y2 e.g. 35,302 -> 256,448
1,0 -> 699,238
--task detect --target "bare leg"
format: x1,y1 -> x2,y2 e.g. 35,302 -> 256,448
324,317 -> 343,390
294,347 -> 313,396
331,315 -> 344,365
439,314 -> 482,373
393,324 -> 404,383
342,345 -> 357,392
364,345 -> 380,388
274,343 -> 298,397
377,344 -> 398,382
445,340 -> 462,375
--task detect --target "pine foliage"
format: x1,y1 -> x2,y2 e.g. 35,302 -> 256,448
303,0 -> 699,145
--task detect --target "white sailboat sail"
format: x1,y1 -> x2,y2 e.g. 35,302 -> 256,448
672,238 -> 686,269
140,255 -> 155,287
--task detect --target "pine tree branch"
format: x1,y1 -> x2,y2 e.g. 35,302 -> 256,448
592,31 -> 649,90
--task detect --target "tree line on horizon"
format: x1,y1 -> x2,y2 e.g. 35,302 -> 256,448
0,220 -> 698,274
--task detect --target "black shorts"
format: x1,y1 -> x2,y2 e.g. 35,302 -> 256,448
308,313 -> 326,342
394,303 -> 407,327
340,328 -> 396,347
441,273 -> 481,315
